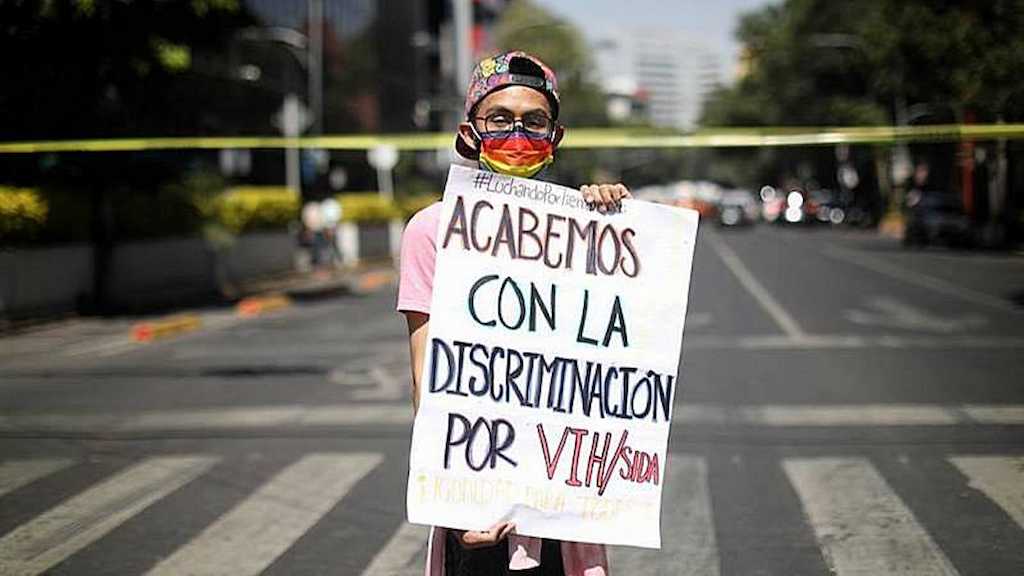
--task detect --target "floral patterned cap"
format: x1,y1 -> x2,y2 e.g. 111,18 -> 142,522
464,50 -> 560,120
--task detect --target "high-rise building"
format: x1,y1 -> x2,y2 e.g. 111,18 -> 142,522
597,30 -> 723,130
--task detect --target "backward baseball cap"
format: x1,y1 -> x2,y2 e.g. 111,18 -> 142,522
464,50 -> 560,120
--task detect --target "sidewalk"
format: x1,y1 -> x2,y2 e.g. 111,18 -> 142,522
0,262 -> 397,366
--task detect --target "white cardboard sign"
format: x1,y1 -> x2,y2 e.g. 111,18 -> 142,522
407,166 -> 698,548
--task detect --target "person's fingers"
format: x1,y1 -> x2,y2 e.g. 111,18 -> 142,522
599,184 -> 615,206
497,522 -> 516,541
615,183 -> 632,199
580,185 -> 594,204
460,522 -> 513,549
461,530 -> 487,548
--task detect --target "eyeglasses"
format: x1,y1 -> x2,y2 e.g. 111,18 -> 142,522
474,111 -> 554,139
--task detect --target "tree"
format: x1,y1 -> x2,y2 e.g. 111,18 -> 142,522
492,0 -> 610,185
700,0 -> 1024,233
493,0 -> 608,128
0,0 -> 257,140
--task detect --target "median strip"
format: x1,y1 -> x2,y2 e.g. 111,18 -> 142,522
131,314 -> 202,342
236,294 -> 292,317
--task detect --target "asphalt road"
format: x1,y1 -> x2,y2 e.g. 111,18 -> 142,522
1,224 -> 1022,575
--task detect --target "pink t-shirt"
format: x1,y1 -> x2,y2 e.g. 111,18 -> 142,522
396,201 -> 610,576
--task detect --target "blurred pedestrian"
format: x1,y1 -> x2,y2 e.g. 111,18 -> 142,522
397,50 -> 630,576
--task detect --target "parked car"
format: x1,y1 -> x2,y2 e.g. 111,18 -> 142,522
716,189 -> 759,227
903,191 -> 973,248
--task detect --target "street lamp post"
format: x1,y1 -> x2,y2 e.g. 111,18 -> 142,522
235,27 -> 312,198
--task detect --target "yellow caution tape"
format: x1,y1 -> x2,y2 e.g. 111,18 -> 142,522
1,124 -> 1023,154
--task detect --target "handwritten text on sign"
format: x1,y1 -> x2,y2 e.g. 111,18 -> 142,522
407,166 -> 698,548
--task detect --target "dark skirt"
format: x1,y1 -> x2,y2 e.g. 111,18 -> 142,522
444,531 -> 566,576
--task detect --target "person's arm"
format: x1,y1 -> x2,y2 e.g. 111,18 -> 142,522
404,311 -> 429,414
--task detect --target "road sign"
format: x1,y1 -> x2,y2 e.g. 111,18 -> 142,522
367,144 -> 399,171
272,96 -> 312,136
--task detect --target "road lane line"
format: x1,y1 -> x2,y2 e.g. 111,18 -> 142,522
821,246 -> 1021,313
0,459 -> 75,498
0,455 -> 217,576
146,452 -> 381,576
949,456 -> 1024,527
610,455 -> 719,575
783,457 -> 959,575
360,522 -> 428,576
704,233 -> 806,338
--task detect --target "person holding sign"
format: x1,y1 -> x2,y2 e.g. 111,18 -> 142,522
398,51 -> 630,576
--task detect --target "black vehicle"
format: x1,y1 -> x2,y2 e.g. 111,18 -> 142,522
903,191 -> 973,248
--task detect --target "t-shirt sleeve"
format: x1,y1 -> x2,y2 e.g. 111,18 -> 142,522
396,203 -> 441,314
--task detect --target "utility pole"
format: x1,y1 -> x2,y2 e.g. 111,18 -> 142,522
453,0 -> 473,96
307,0 -> 323,135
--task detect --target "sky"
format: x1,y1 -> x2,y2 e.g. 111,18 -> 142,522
534,0 -> 774,83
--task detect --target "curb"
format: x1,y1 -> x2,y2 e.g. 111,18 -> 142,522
353,269 -> 396,293
236,294 -> 292,317
132,314 -> 202,342
126,266 -> 391,343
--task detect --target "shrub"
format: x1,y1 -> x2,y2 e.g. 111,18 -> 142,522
336,192 -> 440,223
204,186 -> 299,233
0,187 -> 48,243
399,194 -> 440,218
337,192 -> 402,222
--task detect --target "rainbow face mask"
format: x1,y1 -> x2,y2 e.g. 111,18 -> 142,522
476,128 -> 554,179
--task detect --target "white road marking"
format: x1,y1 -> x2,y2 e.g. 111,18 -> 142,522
949,456 -> 1024,527
784,457 -> 959,575
352,366 -> 407,401
611,455 -> 719,575
822,246 -> 1021,314
962,405 -> 1024,425
685,312 -> 714,329
146,452 -> 381,576
0,459 -> 75,498
737,404 -> 959,427
360,522 -> 428,576
704,233 -> 806,338
2,403 -> 1023,433
845,296 -> 988,333
0,455 -> 217,576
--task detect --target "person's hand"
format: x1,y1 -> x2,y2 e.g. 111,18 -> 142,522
456,521 -> 515,550
581,183 -> 632,213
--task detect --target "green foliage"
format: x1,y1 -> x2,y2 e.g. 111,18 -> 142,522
494,0 -> 609,128
0,187 -> 48,243
0,0 -> 255,140
704,0 -> 1024,127
202,186 -> 299,234
337,193 -> 402,222
398,194 -> 440,218
334,192 -> 439,223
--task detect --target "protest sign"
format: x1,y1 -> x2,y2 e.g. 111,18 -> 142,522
406,165 -> 698,548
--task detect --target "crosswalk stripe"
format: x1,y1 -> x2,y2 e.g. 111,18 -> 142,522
962,405 -> 1024,425
0,455 -> 217,576
0,459 -> 74,498
610,455 -> 719,575
949,456 -> 1024,527
145,452 -> 382,576
783,457 -> 959,575
360,522 -> 428,576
